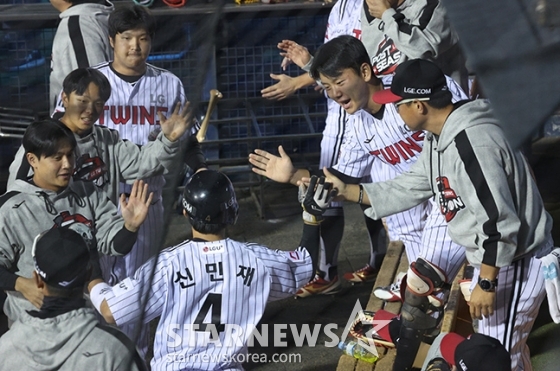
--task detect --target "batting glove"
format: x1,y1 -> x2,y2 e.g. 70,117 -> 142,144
298,175 -> 336,225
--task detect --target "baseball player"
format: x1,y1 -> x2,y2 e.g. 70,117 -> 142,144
9,67 -> 192,206
88,170 -> 334,371
325,59 -> 553,371
53,6 -> 206,353
251,35 -> 466,275
361,0 -> 469,91
261,0 -> 387,296
0,226 -> 147,371
250,36 -> 467,370
49,0 -> 113,112
0,119 -> 152,325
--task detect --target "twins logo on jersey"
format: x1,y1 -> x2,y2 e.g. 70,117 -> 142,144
75,154 -> 108,187
369,131 -> 424,165
53,211 -> 94,229
436,177 -> 465,222
98,105 -> 168,126
371,36 -> 401,76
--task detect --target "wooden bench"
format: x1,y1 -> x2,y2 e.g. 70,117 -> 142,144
337,241 -> 468,371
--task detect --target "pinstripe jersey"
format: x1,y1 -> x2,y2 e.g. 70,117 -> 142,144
321,0 -> 363,207
94,61 -> 185,146
102,238 -> 312,371
334,103 -> 423,178
333,79 -> 468,269
96,61 -> 185,195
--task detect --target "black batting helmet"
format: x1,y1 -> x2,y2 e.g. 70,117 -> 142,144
182,170 -> 239,225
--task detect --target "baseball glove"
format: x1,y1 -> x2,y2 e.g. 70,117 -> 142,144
348,309 -> 400,348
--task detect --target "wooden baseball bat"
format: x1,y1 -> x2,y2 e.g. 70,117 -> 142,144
196,89 -> 223,142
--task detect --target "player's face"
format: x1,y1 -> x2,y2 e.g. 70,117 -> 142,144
27,144 -> 75,192
61,82 -> 105,136
110,28 -> 151,75
319,68 -> 370,115
395,101 -> 425,131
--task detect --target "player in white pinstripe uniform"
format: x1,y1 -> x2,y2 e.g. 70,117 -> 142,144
87,170 -> 335,371
252,35 -> 467,282
55,6 -> 205,355
251,36 -> 467,369
261,0 -> 388,295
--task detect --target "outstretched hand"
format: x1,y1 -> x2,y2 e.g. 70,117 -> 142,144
298,175 -> 336,224
261,74 -> 298,101
278,40 -> 312,70
158,101 -> 193,142
120,180 -> 154,232
249,145 -> 296,184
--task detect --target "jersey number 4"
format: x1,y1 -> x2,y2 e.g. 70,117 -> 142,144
194,293 -> 225,335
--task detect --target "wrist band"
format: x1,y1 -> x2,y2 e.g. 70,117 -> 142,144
302,56 -> 315,72
358,184 -> 364,204
90,282 -> 111,313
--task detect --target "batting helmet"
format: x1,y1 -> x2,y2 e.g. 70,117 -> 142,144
182,170 -> 239,225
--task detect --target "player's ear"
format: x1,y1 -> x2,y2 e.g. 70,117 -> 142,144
109,36 -> 115,49
33,271 -> 45,290
26,152 -> 38,168
61,91 -> 69,108
360,62 -> 372,82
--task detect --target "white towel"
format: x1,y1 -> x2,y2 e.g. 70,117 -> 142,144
540,248 -> 560,323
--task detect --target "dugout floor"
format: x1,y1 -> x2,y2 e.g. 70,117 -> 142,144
158,184 -> 560,371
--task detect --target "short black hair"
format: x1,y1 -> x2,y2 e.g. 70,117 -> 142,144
23,119 -> 77,158
427,90 -> 453,109
188,218 -> 227,235
63,68 -> 111,102
108,5 -> 156,39
310,35 -> 371,80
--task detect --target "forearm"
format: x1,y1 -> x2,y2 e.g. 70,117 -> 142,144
292,73 -> 315,90
184,135 -> 208,171
290,168 -> 311,186
113,226 -> 138,255
339,183 -> 369,205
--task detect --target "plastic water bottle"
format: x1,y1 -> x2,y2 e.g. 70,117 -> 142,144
338,340 -> 378,363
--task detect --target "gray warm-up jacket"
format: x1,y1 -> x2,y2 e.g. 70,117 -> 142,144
0,179 -> 136,322
9,125 -> 182,205
362,100 -> 553,268
49,1 -> 113,111
0,308 -> 146,371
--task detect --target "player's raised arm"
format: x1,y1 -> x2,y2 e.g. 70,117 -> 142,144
261,40 -> 315,101
251,176 -> 335,300
278,40 -> 313,70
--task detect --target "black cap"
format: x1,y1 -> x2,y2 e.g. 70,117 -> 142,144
32,224 -> 91,290
372,59 -> 448,104
439,333 -> 510,371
